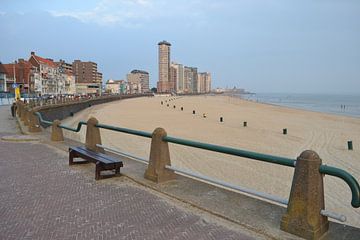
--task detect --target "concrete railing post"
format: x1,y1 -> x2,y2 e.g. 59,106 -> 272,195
20,103 -> 27,122
85,117 -> 104,153
28,110 -> 41,133
23,107 -> 30,126
281,150 -> 329,239
144,127 -> 176,183
16,101 -> 22,118
51,120 -> 64,141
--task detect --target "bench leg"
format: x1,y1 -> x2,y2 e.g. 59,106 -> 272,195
95,161 -> 102,180
115,166 -> 120,175
69,150 -> 75,165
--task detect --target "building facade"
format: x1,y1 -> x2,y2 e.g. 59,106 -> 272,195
126,69 -> 149,93
3,58 -> 38,94
157,40 -> 173,93
0,63 -> 7,92
183,66 -> 198,93
29,52 -> 65,95
198,72 -> 211,93
72,60 -> 102,94
170,62 -> 184,93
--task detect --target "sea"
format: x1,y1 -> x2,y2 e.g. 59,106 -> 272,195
238,93 -> 360,118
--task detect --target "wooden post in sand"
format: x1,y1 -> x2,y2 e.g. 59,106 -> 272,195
144,127 -> 176,183
281,150 -> 329,239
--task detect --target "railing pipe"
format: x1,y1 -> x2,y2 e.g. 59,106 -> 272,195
320,165 -> 360,208
34,112 -> 53,125
165,164 -> 289,205
163,136 -> 296,168
320,210 -> 346,222
32,112 -> 360,210
97,144 -> 149,164
59,121 -> 87,132
95,123 -> 153,138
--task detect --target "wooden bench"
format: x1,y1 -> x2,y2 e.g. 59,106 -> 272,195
69,146 -> 123,180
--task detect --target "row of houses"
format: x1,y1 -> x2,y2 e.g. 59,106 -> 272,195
105,69 -> 150,94
0,52 -> 102,96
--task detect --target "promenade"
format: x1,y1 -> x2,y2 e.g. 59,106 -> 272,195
0,105 -> 257,240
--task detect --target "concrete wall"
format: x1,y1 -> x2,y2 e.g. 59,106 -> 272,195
37,94 -> 151,128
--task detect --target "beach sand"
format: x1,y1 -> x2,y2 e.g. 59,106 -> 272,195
62,95 -> 360,227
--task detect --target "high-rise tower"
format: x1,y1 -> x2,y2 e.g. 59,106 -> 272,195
157,40 -> 171,93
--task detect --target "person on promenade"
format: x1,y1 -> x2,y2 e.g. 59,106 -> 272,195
10,102 -> 16,117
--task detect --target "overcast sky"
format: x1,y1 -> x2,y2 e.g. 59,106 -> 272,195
1,0 -> 359,93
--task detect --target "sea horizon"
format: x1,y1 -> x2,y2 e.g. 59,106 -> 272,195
238,92 -> 360,119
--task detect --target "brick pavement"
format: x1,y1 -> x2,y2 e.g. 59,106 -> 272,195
0,135 -> 256,240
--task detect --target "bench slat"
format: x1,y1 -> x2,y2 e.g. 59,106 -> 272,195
69,146 -> 124,180
70,146 -> 122,164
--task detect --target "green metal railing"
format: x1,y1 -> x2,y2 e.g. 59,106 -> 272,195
34,112 -> 53,125
163,136 -> 296,168
34,111 -> 360,208
59,121 -> 87,132
320,165 -> 360,208
96,123 -> 153,138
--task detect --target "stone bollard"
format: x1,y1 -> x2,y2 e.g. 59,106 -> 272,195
280,150 -> 329,239
85,117 -> 104,153
144,128 -> 176,183
20,103 -> 27,122
51,120 -> 64,141
28,110 -> 41,133
23,107 -> 30,126
16,101 -> 22,118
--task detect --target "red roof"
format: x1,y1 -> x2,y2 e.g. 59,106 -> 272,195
32,54 -> 57,67
1,60 -> 33,83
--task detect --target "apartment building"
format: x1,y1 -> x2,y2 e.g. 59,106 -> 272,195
72,60 -> 102,94
29,52 -> 66,95
157,40 -> 173,93
126,69 -> 149,93
198,72 -> 211,93
183,66 -> 198,93
0,63 -> 7,92
170,62 -> 184,93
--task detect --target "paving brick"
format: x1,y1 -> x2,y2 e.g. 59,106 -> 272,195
0,137 -> 255,240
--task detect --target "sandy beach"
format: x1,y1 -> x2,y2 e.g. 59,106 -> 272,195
62,95 -> 360,227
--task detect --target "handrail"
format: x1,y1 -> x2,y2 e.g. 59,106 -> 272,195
163,136 -> 296,167
95,123 -> 153,138
32,112 -> 360,208
34,112 -> 53,125
59,121 -> 87,132
97,143 -> 347,222
320,165 -> 360,208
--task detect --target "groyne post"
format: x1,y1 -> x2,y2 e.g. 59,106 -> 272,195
51,120 -> 64,141
280,150 -> 329,239
85,117 -> 104,153
144,127 -> 176,183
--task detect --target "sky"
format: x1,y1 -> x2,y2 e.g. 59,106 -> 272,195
0,0 -> 359,94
